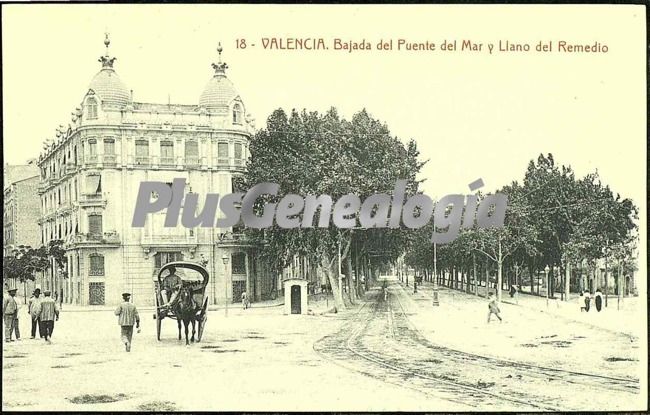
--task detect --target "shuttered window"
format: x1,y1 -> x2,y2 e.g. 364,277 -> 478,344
88,214 -> 103,236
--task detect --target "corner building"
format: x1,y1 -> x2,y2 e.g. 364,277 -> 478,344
37,38 -> 275,306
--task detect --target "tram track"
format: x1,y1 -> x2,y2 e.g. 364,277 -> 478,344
403,284 -> 640,389
314,284 -> 639,411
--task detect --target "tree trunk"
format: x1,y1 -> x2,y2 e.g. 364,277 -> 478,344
322,255 -> 345,311
565,261 -> 571,301
473,254 -> 478,296
345,250 -> 355,303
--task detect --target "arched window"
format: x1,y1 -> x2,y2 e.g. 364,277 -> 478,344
86,97 -> 98,120
232,103 -> 242,124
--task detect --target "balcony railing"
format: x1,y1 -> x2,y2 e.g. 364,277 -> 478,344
72,231 -> 120,245
65,163 -> 78,175
212,157 -> 246,171
185,156 -> 200,167
160,156 -> 175,166
102,155 -> 117,166
135,156 -> 150,166
85,155 -> 98,165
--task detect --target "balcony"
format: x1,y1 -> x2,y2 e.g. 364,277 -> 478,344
77,193 -> 106,207
135,156 -> 150,166
216,231 -> 255,247
71,231 -> 121,246
185,156 -> 200,168
159,156 -> 175,167
85,155 -> 98,166
64,163 -> 78,175
102,155 -> 117,166
211,157 -> 247,172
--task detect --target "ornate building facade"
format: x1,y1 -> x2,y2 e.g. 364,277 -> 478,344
37,36 -> 274,306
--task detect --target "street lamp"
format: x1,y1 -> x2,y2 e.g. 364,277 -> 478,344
222,254 -> 230,317
544,265 -> 550,308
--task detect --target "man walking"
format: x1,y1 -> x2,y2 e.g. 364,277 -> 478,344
115,293 -> 140,352
3,288 -> 19,342
28,288 -> 43,339
37,290 -> 60,343
487,292 -> 502,323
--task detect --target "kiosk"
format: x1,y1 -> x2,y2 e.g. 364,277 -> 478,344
283,278 -> 308,315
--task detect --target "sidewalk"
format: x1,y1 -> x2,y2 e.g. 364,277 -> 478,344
392,281 -> 643,384
416,281 -> 642,338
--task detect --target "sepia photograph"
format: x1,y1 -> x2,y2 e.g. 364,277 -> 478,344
2,4 -> 647,412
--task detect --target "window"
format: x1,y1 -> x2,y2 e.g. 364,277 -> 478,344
231,252 -> 246,274
232,104 -> 242,124
135,139 -> 149,165
154,252 -> 183,269
104,138 -> 115,154
88,214 -> 103,236
218,142 -> 229,164
88,139 -> 97,155
85,174 -> 101,195
185,140 -> 199,166
234,142 -> 243,160
86,97 -> 98,120
89,254 -> 105,276
160,140 -> 174,165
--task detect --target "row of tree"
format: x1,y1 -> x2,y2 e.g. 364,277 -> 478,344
243,108 -> 638,309
405,154 -> 638,302
3,240 -> 67,301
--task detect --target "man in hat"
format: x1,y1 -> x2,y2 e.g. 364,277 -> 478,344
28,288 -> 44,339
160,266 -> 182,308
114,292 -> 140,352
3,288 -> 20,342
37,290 -> 60,343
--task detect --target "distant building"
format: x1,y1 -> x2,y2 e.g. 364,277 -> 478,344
3,161 -> 41,256
36,36 -> 274,306
3,161 -> 42,297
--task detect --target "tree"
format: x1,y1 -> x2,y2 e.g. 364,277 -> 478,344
244,108 -> 425,310
3,245 -> 49,303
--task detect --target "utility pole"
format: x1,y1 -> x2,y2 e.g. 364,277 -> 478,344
432,242 -> 439,306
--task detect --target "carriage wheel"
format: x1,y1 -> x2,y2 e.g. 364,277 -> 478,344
156,313 -> 162,341
197,296 -> 208,342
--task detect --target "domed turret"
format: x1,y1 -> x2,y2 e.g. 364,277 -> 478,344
199,43 -> 241,111
87,34 -> 131,107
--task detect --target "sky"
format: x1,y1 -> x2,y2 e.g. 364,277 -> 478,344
2,5 -> 646,207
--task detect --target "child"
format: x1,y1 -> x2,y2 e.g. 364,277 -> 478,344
487,292 -> 502,323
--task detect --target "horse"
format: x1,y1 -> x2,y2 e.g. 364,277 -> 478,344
172,286 -> 198,345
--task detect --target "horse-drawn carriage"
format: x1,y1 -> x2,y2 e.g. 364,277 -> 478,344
153,261 -> 209,343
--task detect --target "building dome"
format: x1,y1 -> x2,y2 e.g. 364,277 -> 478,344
199,43 -> 241,110
199,74 -> 239,110
86,34 -> 131,107
88,68 -> 131,107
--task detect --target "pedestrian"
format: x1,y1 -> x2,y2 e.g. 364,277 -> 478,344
509,284 -> 517,298
28,288 -> 44,339
241,291 -> 248,310
579,291 -> 587,312
487,292 -> 502,323
3,288 -> 20,342
115,292 -> 140,352
37,290 -> 60,343
583,291 -> 591,312
594,289 -> 603,312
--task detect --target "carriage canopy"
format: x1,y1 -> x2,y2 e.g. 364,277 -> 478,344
155,261 -> 210,289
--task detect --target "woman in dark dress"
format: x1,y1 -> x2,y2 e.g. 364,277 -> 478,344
594,289 -> 603,312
